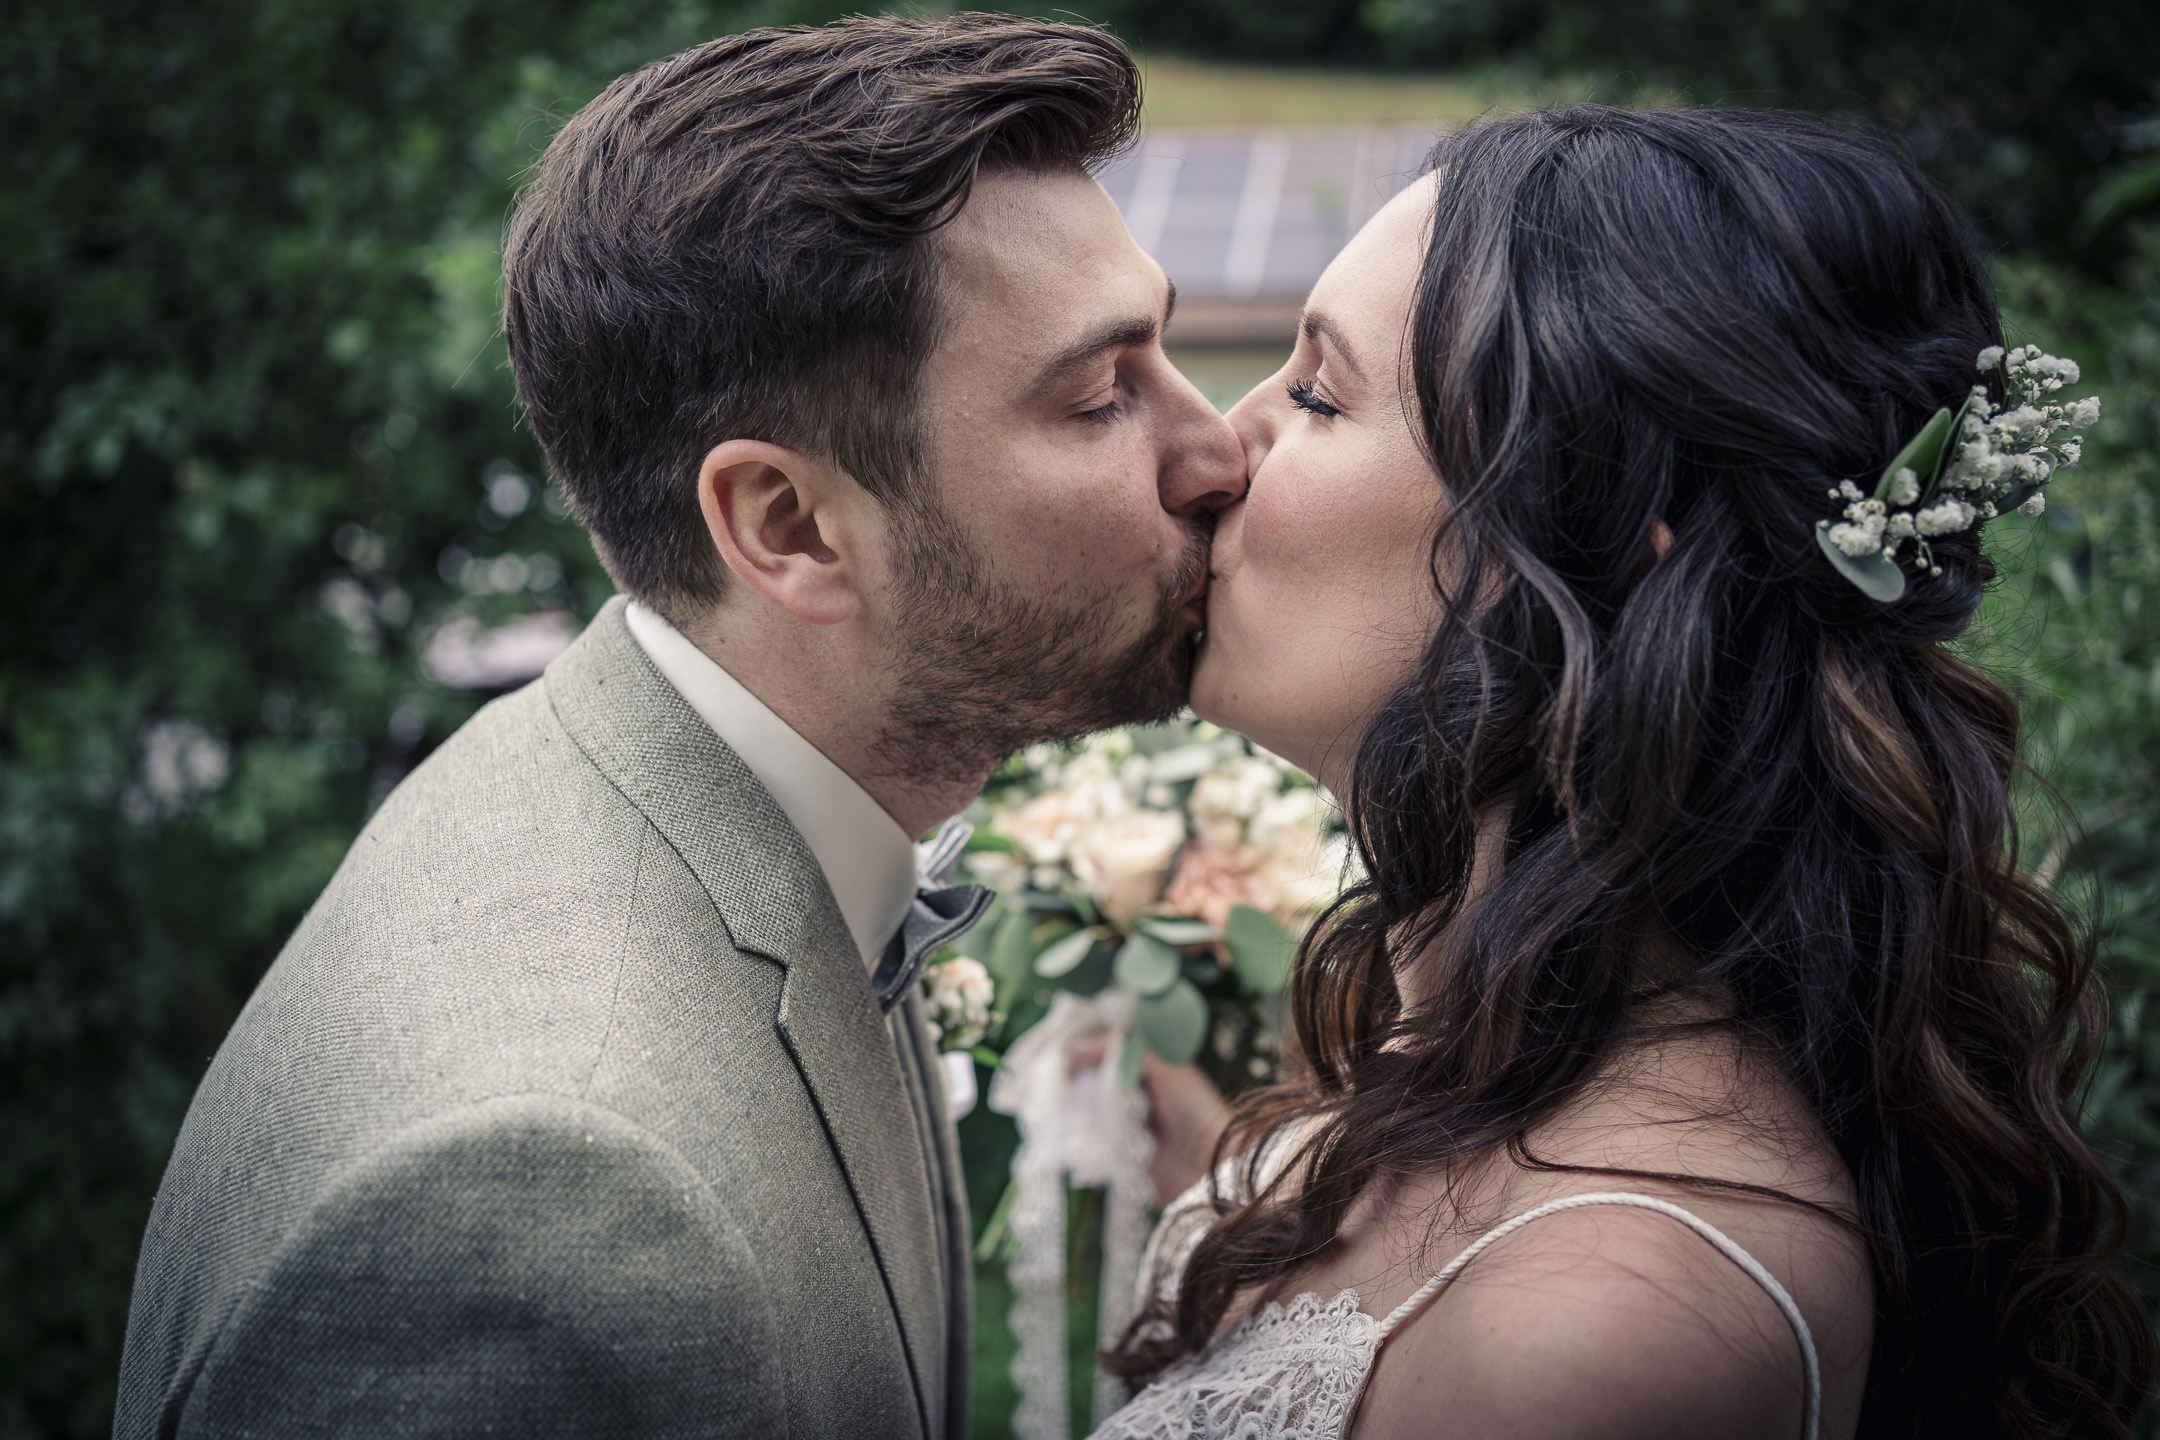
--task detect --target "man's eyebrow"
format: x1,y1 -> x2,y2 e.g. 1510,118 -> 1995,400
1027,314 -> 1162,399
1302,311 -> 1366,383
1025,277 -> 1177,402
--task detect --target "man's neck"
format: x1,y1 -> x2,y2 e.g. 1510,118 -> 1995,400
678,604 -> 991,840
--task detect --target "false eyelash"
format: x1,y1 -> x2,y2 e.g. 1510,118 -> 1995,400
1286,378 -> 1341,418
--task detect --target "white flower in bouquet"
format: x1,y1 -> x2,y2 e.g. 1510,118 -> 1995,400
1248,819 -> 1355,927
999,769 -> 1131,870
1068,809 -> 1188,926
1247,786 -> 1328,847
1187,756 -> 1284,852
921,955 -> 996,1052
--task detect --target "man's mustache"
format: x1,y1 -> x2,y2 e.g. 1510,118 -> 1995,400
1170,520 -> 1215,611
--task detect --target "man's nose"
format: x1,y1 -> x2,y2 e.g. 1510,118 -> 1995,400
1159,379 -> 1249,519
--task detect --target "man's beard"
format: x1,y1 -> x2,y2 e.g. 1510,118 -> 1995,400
871,493 -> 1208,789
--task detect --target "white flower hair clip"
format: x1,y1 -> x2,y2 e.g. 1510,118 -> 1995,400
1816,344 -> 2100,601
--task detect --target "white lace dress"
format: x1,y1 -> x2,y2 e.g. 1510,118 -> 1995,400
1089,1140 -> 1821,1440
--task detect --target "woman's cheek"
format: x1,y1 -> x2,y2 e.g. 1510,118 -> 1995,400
1242,447 -> 1334,568
1252,448 -> 1376,599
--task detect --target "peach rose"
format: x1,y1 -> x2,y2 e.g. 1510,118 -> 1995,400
1067,809 -> 1188,926
1161,840 -> 1268,933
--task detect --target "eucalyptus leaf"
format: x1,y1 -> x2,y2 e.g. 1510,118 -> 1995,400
1135,915 -> 1218,947
1875,404 -> 1956,500
1923,392 -> 1985,505
1032,924 -> 1105,979
1224,903 -> 1299,992
989,908 -> 1037,990
1113,931 -> 1183,995
1814,524 -> 1906,602
1060,883 -> 1101,927
1999,453 -> 2054,517
1136,978 -> 1209,1063
1116,1030 -> 1147,1091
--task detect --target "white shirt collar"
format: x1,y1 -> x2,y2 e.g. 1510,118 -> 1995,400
622,601 -> 918,970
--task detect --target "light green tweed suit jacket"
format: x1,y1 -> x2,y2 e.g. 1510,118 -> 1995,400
114,599 -> 971,1440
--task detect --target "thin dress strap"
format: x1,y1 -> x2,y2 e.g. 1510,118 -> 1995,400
1361,1191 -> 1821,1440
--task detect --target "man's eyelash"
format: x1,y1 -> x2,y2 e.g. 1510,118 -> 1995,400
1077,398 -> 1124,425
1286,378 -> 1341,418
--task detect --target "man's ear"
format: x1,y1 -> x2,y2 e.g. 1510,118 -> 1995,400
695,439 -> 864,626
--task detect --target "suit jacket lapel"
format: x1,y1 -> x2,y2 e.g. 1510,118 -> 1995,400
883,994 -> 952,1439
545,599 -> 943,1440
892,992 -> 972,1440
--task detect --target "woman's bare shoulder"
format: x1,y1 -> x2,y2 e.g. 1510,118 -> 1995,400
1353,1031 -> 1874,1438
1355,1198 -> 1842,1439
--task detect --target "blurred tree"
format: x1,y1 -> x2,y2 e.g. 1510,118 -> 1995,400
1361,0 -> 2160,273
1983,227 -> 2160,1360
1059,0 -> 1372,63
0,1 -> 846,1432
1028,0 -> 2159,275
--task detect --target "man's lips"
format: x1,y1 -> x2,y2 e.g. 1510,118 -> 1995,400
1179,586 -> 1210,650
1174,530 -> 1214,631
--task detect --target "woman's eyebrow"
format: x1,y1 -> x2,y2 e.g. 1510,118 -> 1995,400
1301,311 -> 1366,383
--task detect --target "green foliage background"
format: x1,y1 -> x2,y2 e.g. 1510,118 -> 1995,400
0,2 -> 847,1429
2,0 -> 2154,1435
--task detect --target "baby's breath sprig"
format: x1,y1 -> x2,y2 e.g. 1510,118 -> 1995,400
1815,345 -> 2099,601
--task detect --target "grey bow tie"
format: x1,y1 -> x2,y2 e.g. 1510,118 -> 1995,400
870,817 -> 995,1013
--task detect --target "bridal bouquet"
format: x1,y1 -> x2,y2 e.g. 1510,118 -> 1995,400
956,721 -> 1348,1085
930,720 -> 1354,1439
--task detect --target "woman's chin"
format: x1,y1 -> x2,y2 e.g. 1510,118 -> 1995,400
1189,643 -> 1291,759
1187,640 -> 1234,729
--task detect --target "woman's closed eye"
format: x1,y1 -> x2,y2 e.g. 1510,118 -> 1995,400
1286,377 -> 1342,419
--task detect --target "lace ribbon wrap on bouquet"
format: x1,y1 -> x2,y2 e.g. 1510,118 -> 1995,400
989,989 -> 1158,1438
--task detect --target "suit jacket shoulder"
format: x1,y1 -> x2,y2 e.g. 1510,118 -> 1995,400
115,601 -> 957,1440
180,1094 -> 786,1439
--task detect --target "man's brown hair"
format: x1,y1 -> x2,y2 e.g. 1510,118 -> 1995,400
502,14 -> 1142,622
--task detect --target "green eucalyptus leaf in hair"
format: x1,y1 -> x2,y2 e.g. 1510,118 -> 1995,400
1913,390 -> 1988,509
1876,405 -> 1957,502
1999,453 -> 2056,517
1816,523 -> 1908,601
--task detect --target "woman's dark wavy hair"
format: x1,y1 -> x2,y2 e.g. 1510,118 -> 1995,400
1106,106 -> 2152,1436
